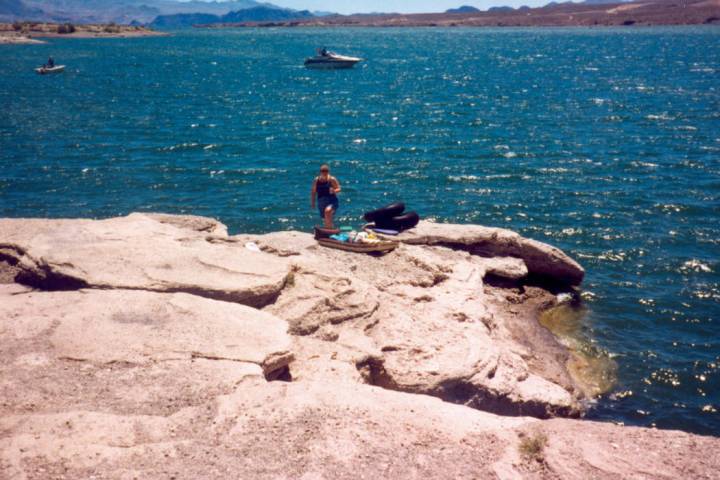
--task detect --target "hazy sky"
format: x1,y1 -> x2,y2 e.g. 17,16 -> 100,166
270,1 -> 549,15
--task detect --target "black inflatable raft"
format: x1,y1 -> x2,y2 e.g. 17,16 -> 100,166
363,202 -> 420,232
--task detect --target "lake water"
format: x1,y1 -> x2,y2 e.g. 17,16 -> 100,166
1,27 -> 718,435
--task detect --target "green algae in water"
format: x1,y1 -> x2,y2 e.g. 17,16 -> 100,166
540,303 -> 617,398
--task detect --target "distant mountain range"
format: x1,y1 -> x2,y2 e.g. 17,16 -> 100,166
443,0 -> 628,14
580,0 -> 631,4
265,0 -> 719,27
151,5 -> 314,28
3,0 -> 708,27
0,0 -> 268,24
487,5 -> 515,12
445,5 -> 480,14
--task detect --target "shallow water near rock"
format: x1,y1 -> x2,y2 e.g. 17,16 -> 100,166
1,26 -> 719,435
540,304 -> 618,398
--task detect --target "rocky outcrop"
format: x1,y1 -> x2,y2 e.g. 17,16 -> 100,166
0,213 -> 584,416
0,288 -> 292,375
234,233 -> 580,417
382,220 -> 585,285
1,213 -> 717,479
0,213 -> 290,307
2,374 -> 718,479
0,283 -> 293,422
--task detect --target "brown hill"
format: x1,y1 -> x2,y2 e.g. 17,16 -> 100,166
210,0 -> 720,27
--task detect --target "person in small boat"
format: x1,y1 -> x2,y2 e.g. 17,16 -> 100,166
320,47 -> 328,57
46,57 -> 55,68
311,164 -> 341,229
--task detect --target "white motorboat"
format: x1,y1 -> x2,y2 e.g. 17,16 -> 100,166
304,49 -> 361,70
35,65 -> 65,75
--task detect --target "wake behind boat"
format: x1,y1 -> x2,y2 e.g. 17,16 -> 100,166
304,48 -> 362,70
35,65 -> 65,75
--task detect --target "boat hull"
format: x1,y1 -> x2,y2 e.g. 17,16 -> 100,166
304,59 -> 359,70
317,238 -> 397,254
35,65 -> 65,75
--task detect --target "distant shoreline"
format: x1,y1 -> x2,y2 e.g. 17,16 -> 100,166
203,22 -> 720,29
199,0 -> 720,29
0,35 -> 45,44
30,30 -> 168,39
0,23 -> 166,44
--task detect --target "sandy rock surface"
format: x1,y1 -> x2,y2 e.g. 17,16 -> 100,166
1,213 -> 718,479
0,288 -> 292,373
2,376 -> 718,479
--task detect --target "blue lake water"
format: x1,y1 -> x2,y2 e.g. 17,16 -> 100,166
1,27 -> 719,435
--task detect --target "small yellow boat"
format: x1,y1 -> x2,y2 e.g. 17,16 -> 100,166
316,237 -> 398,254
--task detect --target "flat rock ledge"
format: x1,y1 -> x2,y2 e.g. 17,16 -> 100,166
1,213 -> 717,479
381,220 -> 585,285
0,213 -> 289,307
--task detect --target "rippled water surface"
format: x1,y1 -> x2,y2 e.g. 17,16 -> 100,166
1,27 -> 719,435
